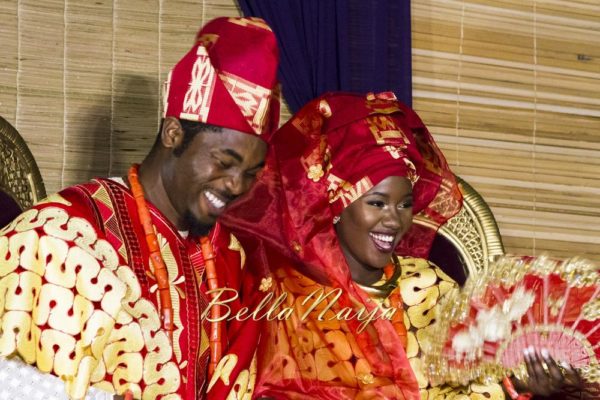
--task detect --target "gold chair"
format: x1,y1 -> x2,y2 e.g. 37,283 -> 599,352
416,176 -> 504,284
0,116 -> 46,227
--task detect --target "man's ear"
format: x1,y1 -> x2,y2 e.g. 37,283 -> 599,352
160,117 -> 184,150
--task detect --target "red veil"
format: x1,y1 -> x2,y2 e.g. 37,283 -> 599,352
221,92 -> 462,399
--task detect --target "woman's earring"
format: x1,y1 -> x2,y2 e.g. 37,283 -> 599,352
333,216 -> 341,225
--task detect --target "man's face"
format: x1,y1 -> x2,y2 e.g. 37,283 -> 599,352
162,124 -> 267,235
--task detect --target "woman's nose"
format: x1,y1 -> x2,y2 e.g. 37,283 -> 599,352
382,208 -> 402,230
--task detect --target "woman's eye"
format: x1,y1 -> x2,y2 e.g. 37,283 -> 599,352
367,200 -> 385,208
398,201 -> 413,209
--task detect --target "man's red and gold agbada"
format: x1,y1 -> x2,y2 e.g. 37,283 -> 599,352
0,178 -> 263,398
0,15 -> 280,399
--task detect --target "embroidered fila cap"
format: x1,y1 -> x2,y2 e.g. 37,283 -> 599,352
162,17 -> 280,141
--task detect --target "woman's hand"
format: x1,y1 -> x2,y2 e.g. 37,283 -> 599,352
511,346 -> 581,397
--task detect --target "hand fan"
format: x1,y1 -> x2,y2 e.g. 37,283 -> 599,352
424,255 -> 599,396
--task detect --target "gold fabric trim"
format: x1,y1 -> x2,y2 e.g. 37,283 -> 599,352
0,207 -> 183,399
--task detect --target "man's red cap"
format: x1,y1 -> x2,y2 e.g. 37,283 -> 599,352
163,17 -> 280,141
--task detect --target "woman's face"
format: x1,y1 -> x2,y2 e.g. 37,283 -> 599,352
336,176 -> 413,285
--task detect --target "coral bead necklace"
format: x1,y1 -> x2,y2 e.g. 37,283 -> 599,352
129,164 -> 174,341
128,164 -> 224,384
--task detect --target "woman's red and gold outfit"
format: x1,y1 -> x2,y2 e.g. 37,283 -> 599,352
223,92 -> 504,399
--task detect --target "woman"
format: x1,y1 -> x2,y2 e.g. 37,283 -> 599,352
222,92 -> 580,399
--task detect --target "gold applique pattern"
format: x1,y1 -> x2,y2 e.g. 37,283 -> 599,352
0,207 -> 183,399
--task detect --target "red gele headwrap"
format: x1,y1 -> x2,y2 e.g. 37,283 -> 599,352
163,17 -> 280,140
222,92 -> 462,399
224,91 -> 463,277
293,91 -> 422,217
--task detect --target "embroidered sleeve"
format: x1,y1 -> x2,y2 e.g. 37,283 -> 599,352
0,205 -> 128,399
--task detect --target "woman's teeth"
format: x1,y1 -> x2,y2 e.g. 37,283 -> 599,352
369,232 -> 395,252
205,191 -> 225,209
370,233 -> 394,243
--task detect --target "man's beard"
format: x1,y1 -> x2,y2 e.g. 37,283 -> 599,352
183,210 -> 213,237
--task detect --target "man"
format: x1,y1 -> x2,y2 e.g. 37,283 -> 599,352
0,16 -> 279,399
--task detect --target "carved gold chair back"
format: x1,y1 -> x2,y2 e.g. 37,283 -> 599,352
415,176 -> 504,282
0,116 -> 46,227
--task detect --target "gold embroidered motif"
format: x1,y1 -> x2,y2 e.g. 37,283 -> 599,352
0,208 -> 183,399
199,324 -> 210,357
227,17 -> 272,31
318,100 -> 332,118
307,164 -> 324,182
228,234 -> 246,270
156,232 -> 185,363
582,298 -> 600,320
228,234 -> 242,252
218,71 -> 272,135
197,33 -> 219,48
366,115 -> 409,146
259,277 -> 273,292
227,352 -> 257,400
162,71 -> 173,118
207,354 -> 239,392
180,46 -> 216,122
36,193 -> 72,207
548,296 -> 565,318
357,372 -> 374,385
91,185 -> 129,263
328,176 -> 373,208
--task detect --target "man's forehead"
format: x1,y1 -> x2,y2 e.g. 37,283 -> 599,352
203,129 -> 267,161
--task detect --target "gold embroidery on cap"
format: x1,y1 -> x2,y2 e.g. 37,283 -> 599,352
180,46 -> 216,122
162,71 -> 172,118
327,174 -> 373,207
228,17 -> 272,31
219,71 -> 272,135
197,33 -> 219,48
367,115 -> 409,146
318,100 -> 332,118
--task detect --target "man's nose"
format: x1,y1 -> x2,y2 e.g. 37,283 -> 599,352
225,171 -> 246,196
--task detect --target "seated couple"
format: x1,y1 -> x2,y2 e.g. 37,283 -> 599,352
0,17 -> 585,400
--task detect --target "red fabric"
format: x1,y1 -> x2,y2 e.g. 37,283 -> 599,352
201,223 -> 264,399
163,17 -> 280,140
222,92 -> 462,399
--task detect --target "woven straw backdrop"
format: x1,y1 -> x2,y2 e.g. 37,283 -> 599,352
1,0 -> 599,261
412,0 -> 600,261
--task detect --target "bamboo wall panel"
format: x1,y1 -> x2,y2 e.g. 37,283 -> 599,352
1,0 -> 598,262
0,1 -> 18,123
412,0 -> 600,261
16,0 -> 66,192
63,2 -> 113,184
111,1 -> 160,177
